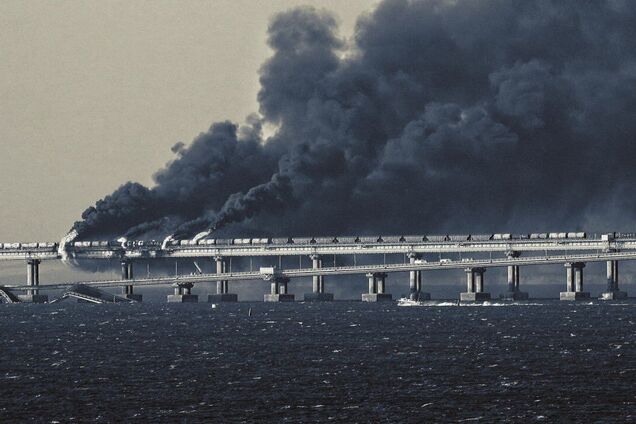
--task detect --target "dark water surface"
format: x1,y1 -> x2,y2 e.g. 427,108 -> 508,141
1,300 -> 635,423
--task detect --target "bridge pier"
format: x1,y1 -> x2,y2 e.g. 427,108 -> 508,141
18,259 -> 48,303
501,252 -> 528,300
362,272 -> 392,302
560,262 -> 590,300
460,267 -> 490,302
304,255 -> 334,301
208,256 -> 238,302
408,253 -> 430,301
600,260 -> 628,300
264,276 -> 294,302
167,282 -> 198,303
120,260 -> 142,302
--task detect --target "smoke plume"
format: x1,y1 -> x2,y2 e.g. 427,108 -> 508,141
73,0 -> 636,240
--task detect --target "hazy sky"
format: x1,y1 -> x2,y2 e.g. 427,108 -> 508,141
0,0 -> 375,242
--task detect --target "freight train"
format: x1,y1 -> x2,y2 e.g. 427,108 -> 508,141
5,231 -> 631,251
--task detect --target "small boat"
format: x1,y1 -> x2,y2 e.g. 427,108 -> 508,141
397,297 -> 425,307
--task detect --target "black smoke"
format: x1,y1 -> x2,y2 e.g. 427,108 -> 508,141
73,0 -> 636,240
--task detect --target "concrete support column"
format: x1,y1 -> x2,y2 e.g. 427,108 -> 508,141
461,267 -> 490,302
501,251 -> 528,300
474,268 -> 485,293
21,258 -> 47,303
311,254 -> 321,293
574,264 -> 584,293
465,268 -> 475,293
209,256 -> 238,302
304,255 -> 334,301
362,272 -> 392,302
120,260 -> 141,302
600,260 -> 627,300
507,265 -> 515,293
561,262 -> 590,300
376,273 -> 386,294
278,277 -> 289,295
264,276 -> 294,302
408,253 -> 418,299
406,252 -> 430,300
26,259 -> 40,295
367,272 -> 376,294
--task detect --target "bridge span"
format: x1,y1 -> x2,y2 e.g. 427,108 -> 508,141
0,242 -> 633,303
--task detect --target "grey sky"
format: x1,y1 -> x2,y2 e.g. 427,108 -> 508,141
0,0 -> 375,242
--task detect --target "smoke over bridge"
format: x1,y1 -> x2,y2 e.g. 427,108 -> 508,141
73,0 -> 636,241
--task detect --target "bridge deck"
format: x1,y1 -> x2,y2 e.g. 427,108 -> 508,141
5,250 -> 636,291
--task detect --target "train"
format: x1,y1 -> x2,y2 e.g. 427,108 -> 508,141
6,231 -> 635,251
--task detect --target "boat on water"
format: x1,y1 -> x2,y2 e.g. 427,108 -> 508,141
397,297 -> 425,306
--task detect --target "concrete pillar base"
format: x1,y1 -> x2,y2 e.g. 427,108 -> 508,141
208,293 -> 238,302
361,293 -> 393,302
264,294 -> 295,302
122,294 -> 143,302
460,292 -> 491,302
303,292 -> 334,302
17,294 -> 48,303
167,294 -> 199,303
600,291 -> 628,300
501,291 -> 529,301
559,291 -> 590,301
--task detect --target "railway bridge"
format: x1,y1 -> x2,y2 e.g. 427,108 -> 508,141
0,232 -> 633,303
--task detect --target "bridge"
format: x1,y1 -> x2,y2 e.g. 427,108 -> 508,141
0,232 -> 632,303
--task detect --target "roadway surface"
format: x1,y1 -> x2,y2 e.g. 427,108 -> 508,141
5,250 -> 636,291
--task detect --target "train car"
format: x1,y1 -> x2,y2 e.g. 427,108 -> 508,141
313,237 -> 333,244
251,238 -> 271,245
401,235 -> 425,243
233,238 -> 251,245
616,232 -> 636,239
602,232 -> 616,241
512,234 -> 530,239
179,240 -> 189,246
426,235 -> 449,242
448,234 -> 470,242
356,236 -> 378,243
272,237 -> 292,244
468,234 -> 492,241
335,236 -> 356,244
530,233 -> 548,239
380,236 -> 401,243
291,237 -> 314,245
492,234 -> 512,240
567,232 -> 586,239
197,239 -> 216,246
548,232 -> 567,239
23,242 -> 38,249
215,239 -> 233,245
7,242 -> 21,249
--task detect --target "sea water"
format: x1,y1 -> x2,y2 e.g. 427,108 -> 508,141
1,300 -> 635,422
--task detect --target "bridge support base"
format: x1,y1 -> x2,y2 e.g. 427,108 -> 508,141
599,291 -> 627,300
362,293 -> 392,302
264,294 -> 295,302
304,292 -> 334,302
167,294 -> 198,303
559,291 -> 590,301
17,294 -> 48,303
501,291 -> 529,301
208,293 -> 238,302
460,292 -> 491,302
122,294 -> 143,302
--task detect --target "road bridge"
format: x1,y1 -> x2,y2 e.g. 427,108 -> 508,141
1,248 -> 634,303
